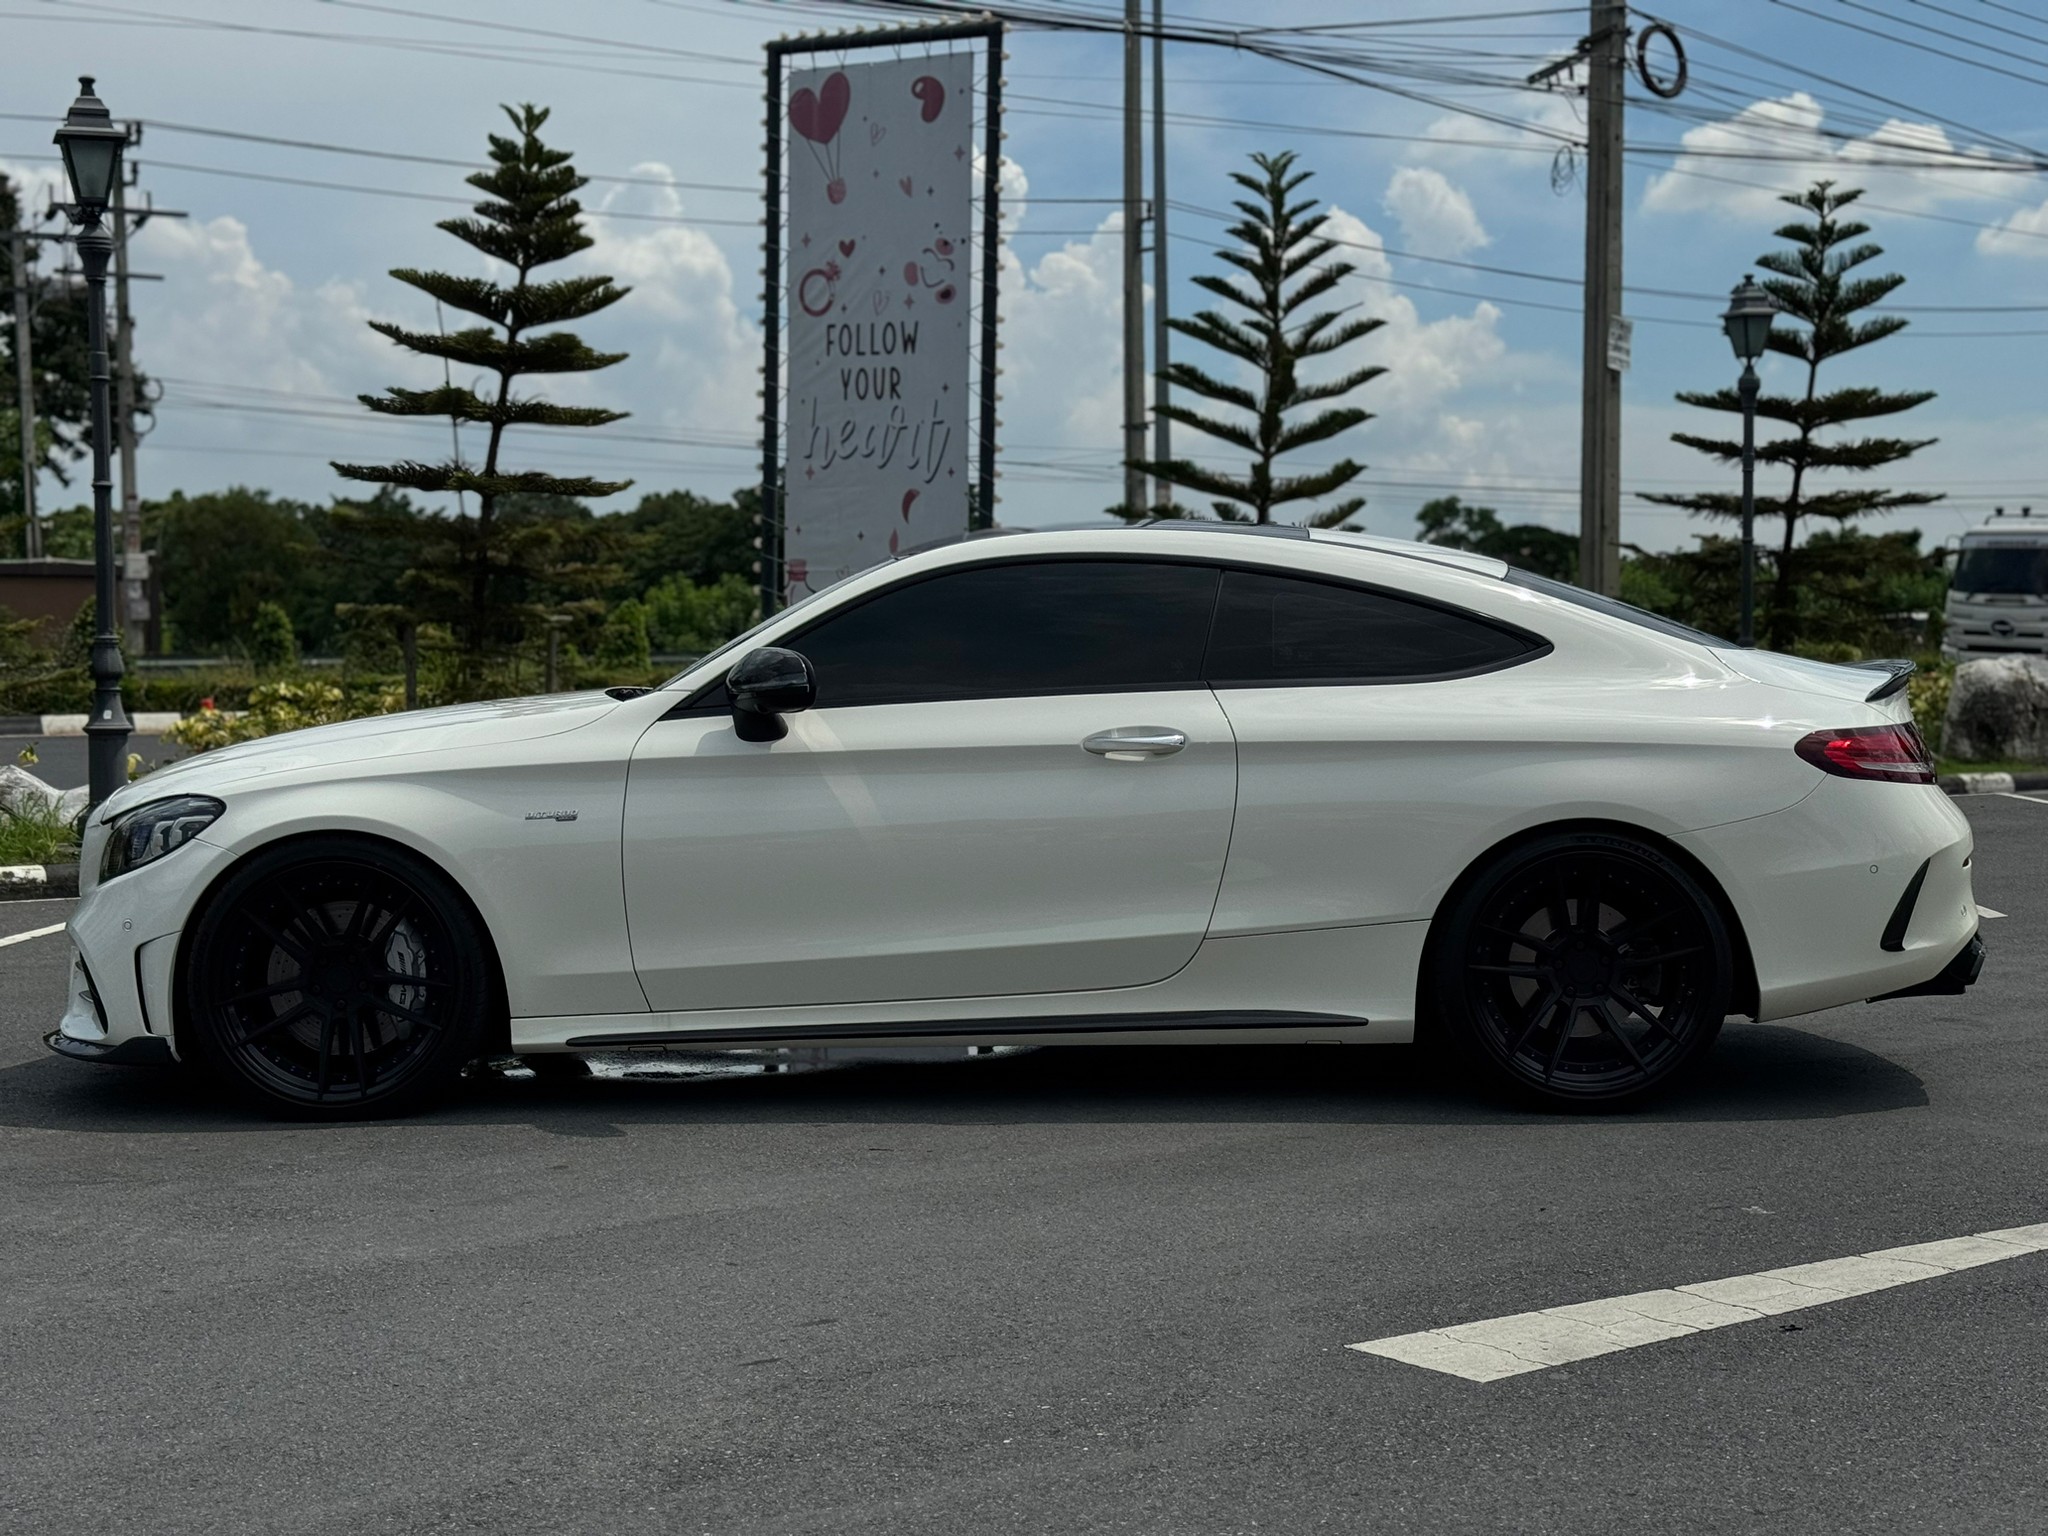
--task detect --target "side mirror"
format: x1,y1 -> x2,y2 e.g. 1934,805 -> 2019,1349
727,646 -> 816,742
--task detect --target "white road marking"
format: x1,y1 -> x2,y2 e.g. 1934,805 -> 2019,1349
1996,792 -> 2048,805
0,923 -> 66,949
1977,904 -> 2007,920
1349,1220 -> 2048,1382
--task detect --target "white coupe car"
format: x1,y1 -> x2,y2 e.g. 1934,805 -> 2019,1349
51,523 -> 1983,1117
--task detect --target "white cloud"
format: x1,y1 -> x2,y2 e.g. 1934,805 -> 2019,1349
1409,93 -> 1586,172
1641,92 -> 2033,219
0,158 -> 68,216
1382,167 -> 1490,256
993,209 -> 1133,505
578,163 -> 760,453
985,190 -> 1569,530
139,213 -> 386,398
1977,198 -> 2048,259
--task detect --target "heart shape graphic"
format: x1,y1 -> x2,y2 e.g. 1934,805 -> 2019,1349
871,290 -> 889,315
899,176 -> 915,196
788,71 -> 851,145
901,489 -> 919,522
838,239 -> 856,258
869,121 -> 887,146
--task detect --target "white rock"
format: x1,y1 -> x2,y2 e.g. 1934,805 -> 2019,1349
1944,655 -> 2048,764
0,763 -> 62,817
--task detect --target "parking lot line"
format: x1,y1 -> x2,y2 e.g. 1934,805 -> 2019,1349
1348,1220 -> 2048,1382
0,923 -> 66,949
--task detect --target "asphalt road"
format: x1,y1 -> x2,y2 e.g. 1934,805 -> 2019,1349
3,794 -> 2046,1535
2,733 -> 183,790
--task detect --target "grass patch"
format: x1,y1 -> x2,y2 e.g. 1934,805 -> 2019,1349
0,797 -> 80,866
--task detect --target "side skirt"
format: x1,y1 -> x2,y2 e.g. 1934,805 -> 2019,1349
562,1009 -> 1370,1050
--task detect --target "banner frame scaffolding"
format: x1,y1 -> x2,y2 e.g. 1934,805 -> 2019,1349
761,18 -> 1005,616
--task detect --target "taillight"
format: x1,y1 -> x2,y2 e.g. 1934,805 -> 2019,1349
1794,723 -> 1937,784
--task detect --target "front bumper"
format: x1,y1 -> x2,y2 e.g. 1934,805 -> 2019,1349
51,833 -> 236,1063
43,1030 -> 177,1065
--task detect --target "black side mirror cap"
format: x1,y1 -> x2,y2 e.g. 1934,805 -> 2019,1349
728,647 -> 817,742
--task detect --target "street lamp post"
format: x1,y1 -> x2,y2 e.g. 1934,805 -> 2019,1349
53,76 -> 131,809
1721,274 -> 1778,649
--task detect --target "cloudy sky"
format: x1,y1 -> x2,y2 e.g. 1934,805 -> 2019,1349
4,0 -> 2045,555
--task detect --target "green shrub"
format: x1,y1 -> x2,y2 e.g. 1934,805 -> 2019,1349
0,795 -> 79,866
645,572 -> 758,654
1908,664 -> 1952,753
594,599 -> 652,674
1791,640 -> 1864,664
163,677 -> 403,753
246,601 -> 301,671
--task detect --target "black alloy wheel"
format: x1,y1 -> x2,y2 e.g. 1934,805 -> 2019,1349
1434,832 -> 1733,1109
183,838 -> 491,1118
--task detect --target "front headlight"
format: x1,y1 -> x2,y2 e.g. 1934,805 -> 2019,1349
99,795 -> 225,883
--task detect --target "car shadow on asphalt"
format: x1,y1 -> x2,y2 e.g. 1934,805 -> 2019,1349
0,1021 -> 1927,1136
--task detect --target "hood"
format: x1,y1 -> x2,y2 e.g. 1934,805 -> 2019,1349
1715,649 -> 1910,713
110,690 -> 625,813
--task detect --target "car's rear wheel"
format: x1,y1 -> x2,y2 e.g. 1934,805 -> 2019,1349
182,838 -> 490,1119
1433,832 -> 1732,1110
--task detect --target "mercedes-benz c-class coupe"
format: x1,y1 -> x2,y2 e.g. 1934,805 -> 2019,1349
50,523 -> 1983,1117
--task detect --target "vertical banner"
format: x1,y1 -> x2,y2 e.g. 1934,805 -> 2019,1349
783,53 -> 974,600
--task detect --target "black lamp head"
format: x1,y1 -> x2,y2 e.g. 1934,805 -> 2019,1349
54,75 -> 125,215
1721,273 -> 1778,365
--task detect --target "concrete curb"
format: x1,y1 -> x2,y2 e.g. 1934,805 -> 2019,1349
2,712 -> 184,737
1942,771 -> 2048,796
0,864 -> 79,900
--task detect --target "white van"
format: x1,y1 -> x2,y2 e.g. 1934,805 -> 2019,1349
1944,508 -> 2048,660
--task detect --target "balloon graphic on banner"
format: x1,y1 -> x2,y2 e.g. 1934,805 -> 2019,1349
911,75 -> 946,122
789,71 -> 851,203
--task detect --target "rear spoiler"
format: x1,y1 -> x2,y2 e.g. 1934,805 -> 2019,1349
1849,658 -> 1916,702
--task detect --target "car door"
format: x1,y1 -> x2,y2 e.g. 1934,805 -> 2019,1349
623,557 -> 1238,1012
1202,566 -> 1550,937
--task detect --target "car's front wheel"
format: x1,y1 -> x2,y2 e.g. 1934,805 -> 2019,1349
182,837 -> 491,1119
1432,831 -> 1733,1110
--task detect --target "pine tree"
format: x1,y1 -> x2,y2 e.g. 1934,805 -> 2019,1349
334,104 -> 633,662
1123,151 -> 1385,527
1638,181 -> 1941,651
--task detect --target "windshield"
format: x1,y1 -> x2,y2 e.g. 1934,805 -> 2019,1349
1953,544 -> 2048,597
1502,569 -> 1733,648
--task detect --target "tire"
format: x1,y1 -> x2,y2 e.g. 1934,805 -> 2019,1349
1431,831 -> 1733,1111
181,837 -> 492,1119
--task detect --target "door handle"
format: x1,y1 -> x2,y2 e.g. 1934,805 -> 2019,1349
1082,726 -> 1188,759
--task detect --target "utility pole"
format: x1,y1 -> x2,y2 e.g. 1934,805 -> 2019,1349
108,130 -> 180,654
1121,0 -> 1146,514
1150,0 -> 1171,509
8,229 -> 38,559
1578,0 -> 1626,596
111,164 -> 145,652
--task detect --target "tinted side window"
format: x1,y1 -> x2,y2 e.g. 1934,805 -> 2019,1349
791,560 -> 1221,706
1206,569 -> 1538,684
